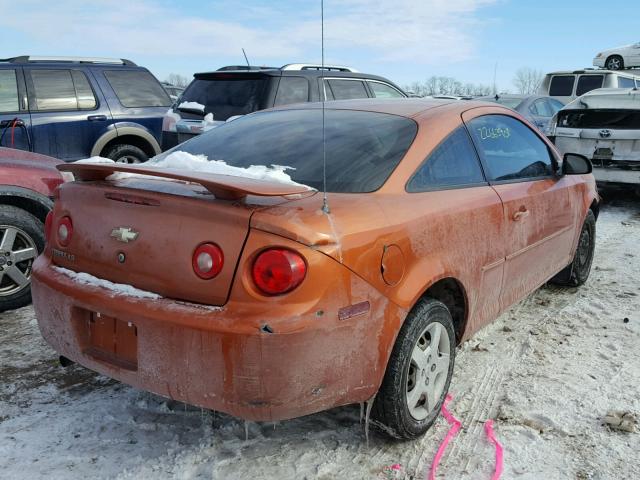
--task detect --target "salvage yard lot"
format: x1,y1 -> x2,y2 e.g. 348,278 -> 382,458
1,194 -> 639,480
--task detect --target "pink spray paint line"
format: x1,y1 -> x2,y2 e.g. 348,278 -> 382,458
428,394 -> 461,480
484,420 -> 504,480
427,395 -> 504,480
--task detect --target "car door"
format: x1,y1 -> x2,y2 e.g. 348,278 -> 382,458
0,67 -> 32,152
626,43 -> 640,67
25,67 -> 112,160
402,125 -> 505,332
464,110 -> 575,310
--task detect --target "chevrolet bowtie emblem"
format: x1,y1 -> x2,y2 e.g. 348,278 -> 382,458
110,227 -> 139,243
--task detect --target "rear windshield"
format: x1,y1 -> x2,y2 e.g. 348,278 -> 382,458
549,76 -> 575,96
494,98 -> 523,109
576,75 -> 604,96
103,70 -> 171,108
162,109 -> 418,193
558,109 -> 640,129
179,77 -> 267,120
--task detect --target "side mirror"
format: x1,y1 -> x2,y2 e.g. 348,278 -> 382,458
562,153 -> 592,175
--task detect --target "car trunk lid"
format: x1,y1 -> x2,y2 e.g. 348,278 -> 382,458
51,163 -> 313,305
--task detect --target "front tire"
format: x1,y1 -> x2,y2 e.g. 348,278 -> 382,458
551,210 -> 596,287
0,205 -> 44,312
372,298 -> 456,439
605,55 -> 624,70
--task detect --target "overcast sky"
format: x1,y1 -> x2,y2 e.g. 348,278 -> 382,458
1,0 -> 638,90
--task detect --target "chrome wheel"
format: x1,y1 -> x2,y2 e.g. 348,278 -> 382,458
406,321 -> 451,420
606,57 -> 622,70
0,225 -> 38,297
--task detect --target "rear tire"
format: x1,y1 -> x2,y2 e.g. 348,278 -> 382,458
371,298 -> 456,439
104,144 -> 148,164
0,205 -> 44,312
605,55 -> 624,70
551,210 -> 596,287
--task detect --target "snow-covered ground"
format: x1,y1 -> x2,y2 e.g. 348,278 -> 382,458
1,194 -> 639,480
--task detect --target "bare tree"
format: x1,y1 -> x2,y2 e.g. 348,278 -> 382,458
403,76 -> 493,97
164,73 -> 190,87
512,67 -> 544,95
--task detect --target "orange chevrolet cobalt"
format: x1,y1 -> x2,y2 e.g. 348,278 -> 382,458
32,99 -> 598,439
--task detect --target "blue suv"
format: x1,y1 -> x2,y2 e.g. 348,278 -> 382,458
0,56 -> 171,163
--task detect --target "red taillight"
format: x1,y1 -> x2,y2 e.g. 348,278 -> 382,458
57,216 -> 73,247
192,243 -> 224,279
252,248 -> 306,295
44,211 -> 53,242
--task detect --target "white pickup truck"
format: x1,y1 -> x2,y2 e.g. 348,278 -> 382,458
550,88 -> 640,193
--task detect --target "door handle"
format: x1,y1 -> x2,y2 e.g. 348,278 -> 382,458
87,115 -> 107,121
512,209 -> 530,221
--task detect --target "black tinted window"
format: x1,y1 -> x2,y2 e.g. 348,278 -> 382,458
180,77 -> 267,120
468,115 -> 554,182
104,70 -> 170,108
274,77 -> 309,106
576,75 -> 604,96
407,127 -> 485,192
549,76 -> 575,96
0,70 -> 19,113
618,77 -> 635,88
326,79 -> 369,100
163,109 -> 417,193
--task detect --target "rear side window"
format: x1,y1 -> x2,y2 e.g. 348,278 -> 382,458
30,69 -> 96,111
407,127 -> 485,192
104,70 -> 171,108
71,70 -> 97,109
167,109 -> 417,193
576,75 -> 604,96
468,115 -> 554,182
618,77 -> 635,88
368,81 -> 404,98
326,79 -> 369,100
529,99 -> 552,117
549,76 -> 575,96
0,70 -> 19,113
548,99 -> 564,114
274,77 -> 309,106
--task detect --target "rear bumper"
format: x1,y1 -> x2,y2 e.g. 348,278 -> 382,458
593,166 -> 640,185
32,252 -> 403,422
161,131 -> 198,151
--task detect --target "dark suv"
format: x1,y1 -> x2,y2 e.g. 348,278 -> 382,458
162,63 -> 406,149
0,56 -> 172,163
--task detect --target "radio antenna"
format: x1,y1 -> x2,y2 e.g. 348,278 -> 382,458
242,48 -> 250,68
320,0 -> 330,214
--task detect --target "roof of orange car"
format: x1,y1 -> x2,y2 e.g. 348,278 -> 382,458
271,98 -> 497,119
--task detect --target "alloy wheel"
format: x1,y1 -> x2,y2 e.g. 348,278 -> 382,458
607,58 -> 622,70
405,321 -> 451,420
0,225 -> 38,296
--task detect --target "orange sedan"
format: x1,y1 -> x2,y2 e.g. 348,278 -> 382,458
32,99 -> 599,439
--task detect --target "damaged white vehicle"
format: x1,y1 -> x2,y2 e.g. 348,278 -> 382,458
550,88 -> 640,191
593,42 -> 640,70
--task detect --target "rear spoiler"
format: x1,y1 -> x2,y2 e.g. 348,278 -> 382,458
58,163 -> 314,200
